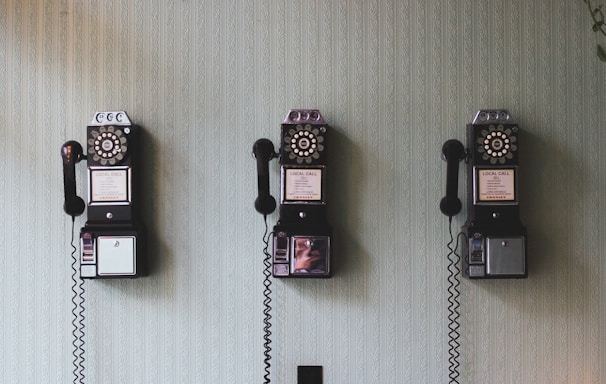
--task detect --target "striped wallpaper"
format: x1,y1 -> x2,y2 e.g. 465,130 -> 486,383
0,0 -> 604,383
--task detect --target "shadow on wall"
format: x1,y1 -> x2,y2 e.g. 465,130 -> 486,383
476,125 -> 593,319
324,124 -> 370,296
280,122 -> 371,306
138,126 -> 170,280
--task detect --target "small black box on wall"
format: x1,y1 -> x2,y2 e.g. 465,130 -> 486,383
298,365 -> 322,384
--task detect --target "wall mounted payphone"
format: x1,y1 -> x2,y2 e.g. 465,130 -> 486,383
253,109 -> 333,384
62,111 -> 146,279
440,109 -> 527,279
253,109 -> 332,278
440,110 -> 528,383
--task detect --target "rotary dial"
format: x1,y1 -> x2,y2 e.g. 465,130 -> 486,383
283,125 -> 325,164
476,124 -> 517,164
87,126 -> 128,165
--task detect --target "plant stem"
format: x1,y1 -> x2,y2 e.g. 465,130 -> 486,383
584,0 -> 606,36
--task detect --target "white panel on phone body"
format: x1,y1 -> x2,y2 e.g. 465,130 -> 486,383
80,265 -> 97,278
97,236 -> 136,276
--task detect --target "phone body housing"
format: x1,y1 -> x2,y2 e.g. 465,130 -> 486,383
462,110 -> 527,278
79,111 -> 146,278
272,110 -> 332,278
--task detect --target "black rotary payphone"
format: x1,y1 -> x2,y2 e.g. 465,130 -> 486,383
61,111 -> 146,278
253,109 -> 332,278
440,109 -> 527,279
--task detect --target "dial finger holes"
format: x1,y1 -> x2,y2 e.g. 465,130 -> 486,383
481,128 -> 513,158
91,128 -> 127,162
284,126 -> 323,161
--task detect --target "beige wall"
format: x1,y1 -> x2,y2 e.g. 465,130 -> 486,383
1,0 -> 604,382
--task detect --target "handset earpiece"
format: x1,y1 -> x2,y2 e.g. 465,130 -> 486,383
253,138 -> 277,216
61,140 -> 86,217
440,139 -> 465,217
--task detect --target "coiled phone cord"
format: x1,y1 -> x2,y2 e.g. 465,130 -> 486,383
446,217 -> 462,384
261,216 -> 273,384
70,217 -> 86,384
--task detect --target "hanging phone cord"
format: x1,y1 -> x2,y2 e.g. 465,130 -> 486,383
261,216 -> 273,384
70,217 -> 86,384
446,216 -> 462,384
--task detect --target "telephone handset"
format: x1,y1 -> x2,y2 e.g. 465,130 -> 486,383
61,111 -> 146,278
61,141 -> 86,217
440,139 -> 466,217
253,138 -> 278,216
253,109 -> 332,278
440,110 -> 527,279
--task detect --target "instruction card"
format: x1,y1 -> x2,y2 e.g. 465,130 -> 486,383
90,168 -> 129,202
285,168 -> 323,201
477,168 -> 515,201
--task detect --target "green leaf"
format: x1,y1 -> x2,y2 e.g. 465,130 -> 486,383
597,43 -> 606,62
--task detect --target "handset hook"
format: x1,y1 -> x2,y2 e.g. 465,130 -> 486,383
61,141 -> 86,217
253,138 -> 277,215
440,139 -> 465,217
